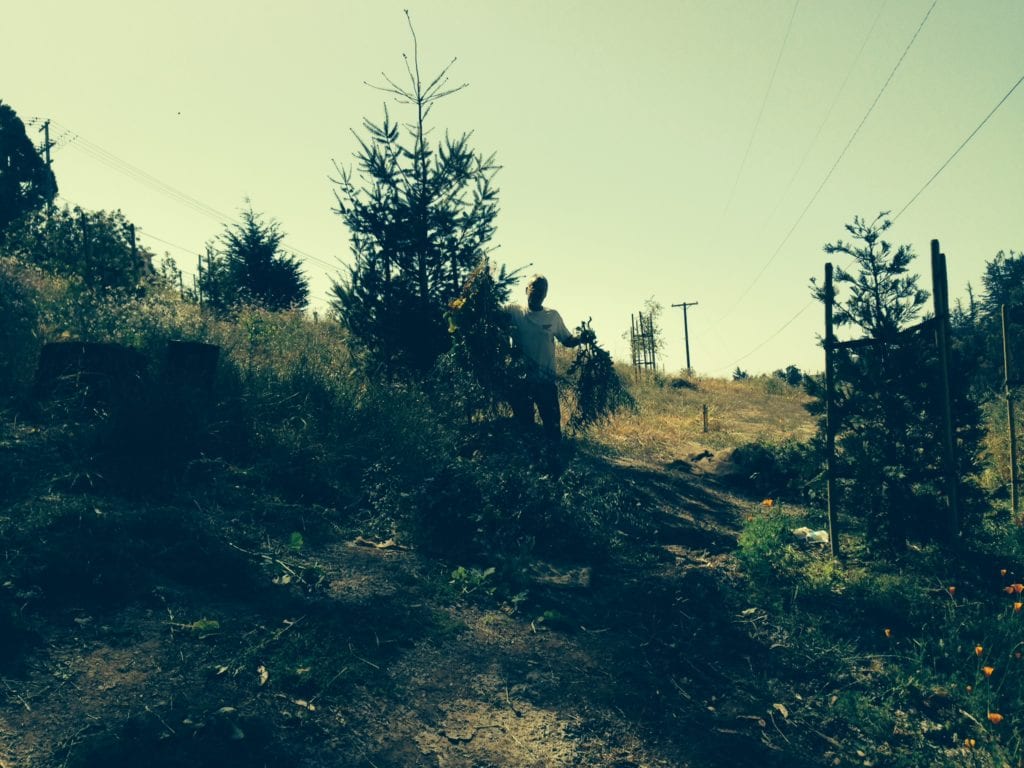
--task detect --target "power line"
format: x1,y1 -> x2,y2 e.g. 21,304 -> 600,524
756,0 -> 889,237
712,0 -> 938,323
893,70 -> 1024,221
712,64 -> 1023,374
720,0 -> 801,217
43,119 -> 338,272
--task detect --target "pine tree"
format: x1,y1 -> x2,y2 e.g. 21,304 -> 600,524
331,13 -> 499,375
201,206 -> 308,313
811,212 -> 982,549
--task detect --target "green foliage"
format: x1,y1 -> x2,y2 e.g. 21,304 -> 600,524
736,506 -> 799,585
3,205 -> 151,290
438,259 -> 524,418
200,206 -> 308,313
730,437 -> 824,503
0,102 -> 57,234
449,565 -> 496,597
772,364 -> 804,387
732,367 -> 748,381
330,16 -> 499,375
811,212 -> 984,551
563,321 -> 635,433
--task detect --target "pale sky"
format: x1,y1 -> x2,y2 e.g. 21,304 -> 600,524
3,1 -> 1022,375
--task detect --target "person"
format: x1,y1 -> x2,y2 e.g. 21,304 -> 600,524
505,274 -> 592,442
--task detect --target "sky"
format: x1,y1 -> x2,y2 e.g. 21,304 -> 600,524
2,0 -> 1022,376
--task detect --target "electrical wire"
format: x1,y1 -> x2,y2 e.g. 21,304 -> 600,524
756,0 -> 888,237
711,0 -> 938,324
893,70 -> 1024,221
720,0 -> 801,218
710,63 -> 1023,374
45,120 -> 338,272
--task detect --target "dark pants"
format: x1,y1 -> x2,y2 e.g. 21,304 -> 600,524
510,379 -> 562,442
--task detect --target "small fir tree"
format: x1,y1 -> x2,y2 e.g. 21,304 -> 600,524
330,13 -> 499,375
200,206 -> 308,313
810,212 -> 982,550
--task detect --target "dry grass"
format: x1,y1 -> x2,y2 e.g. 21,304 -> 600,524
586,368 -> 817,463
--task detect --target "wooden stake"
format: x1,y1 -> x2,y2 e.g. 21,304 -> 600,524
931,241 -> 959,538
1003,304 -> 1019,515
702,403 -> 709,433
824,263 -> 840,558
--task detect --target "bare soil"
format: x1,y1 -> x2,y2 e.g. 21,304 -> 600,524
1,418 -> 824,767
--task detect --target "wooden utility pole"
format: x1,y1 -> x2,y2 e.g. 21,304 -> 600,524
38,119 -> 53,170
1003,304 -> 1019,515
931,240 -> 960,538
671,301 -> 699,373
823,263 -> 840,558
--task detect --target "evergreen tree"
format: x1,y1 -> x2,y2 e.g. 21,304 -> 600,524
201,206 -> 308,313
3,205 -> 150,290
0,102 -> 57,235
330,14 -> 500,375
810,212 -> 982,550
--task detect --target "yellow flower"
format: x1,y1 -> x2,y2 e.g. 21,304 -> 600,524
1014,602 -> 1023,613
761,499 -> 774,508
884,628 -> 892,638
1001,568 -> 1008,577
975,645 -> 984,656
983,666 -> 995,677
964,738 -> 976,748
987,712 -> 1004,725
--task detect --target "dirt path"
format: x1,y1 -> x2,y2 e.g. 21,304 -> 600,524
1,442 -> 820,767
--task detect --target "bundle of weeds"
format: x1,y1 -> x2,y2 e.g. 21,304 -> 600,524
563,320 -> 635,434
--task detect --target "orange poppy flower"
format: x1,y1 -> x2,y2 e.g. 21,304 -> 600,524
1001,569 -> 1008,577
1012,583 -> 1024,594
1005,586 -> 1016,595
1015,602 -> 1023,613
975,645 -> 984,656
948,586 -> 957,597
761,499 -> 774,508
884,628 -> 892,638
983,666 -> 995,677
988,712 -> 1004,725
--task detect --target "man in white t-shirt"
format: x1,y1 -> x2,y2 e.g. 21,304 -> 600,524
505,274 -> 591,441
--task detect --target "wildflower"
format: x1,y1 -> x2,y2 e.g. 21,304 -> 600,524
448,298 -> 465,311
1001,569 -> 1008,577
965,738 -> 976,748
884,628 -> 892,638
1015,602 -> 1023,613
948,586 -> 957,597
1005,586 -> 1016,595
983,666 -> 995,677
966,685 -> 973,693
975,645 -> 984,656
987,712 -> 1004,725
761,499 -> 774,508
1013,583 -> 1024,594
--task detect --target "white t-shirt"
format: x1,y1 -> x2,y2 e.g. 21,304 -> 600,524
506,305 -> 573,382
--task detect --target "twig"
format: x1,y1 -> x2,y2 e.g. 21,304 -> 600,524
2,678 -> 32,711
145,704 -> 177,735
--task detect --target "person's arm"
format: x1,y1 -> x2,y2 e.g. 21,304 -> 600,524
554,312 -> 592,348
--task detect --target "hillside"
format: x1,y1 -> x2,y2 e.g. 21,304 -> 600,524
1,371 -> 844,768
